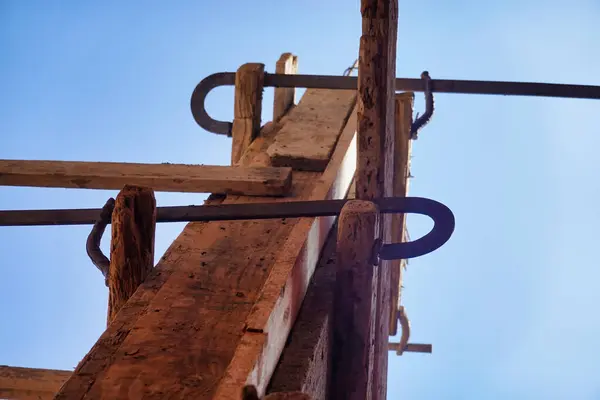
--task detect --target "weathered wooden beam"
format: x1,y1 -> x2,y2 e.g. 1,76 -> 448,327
0,365 -> 71,400
354,1 -> 398,399
330,201 -> 380,400
55,88 -> 357,400
268,221 -> 339,398
232,63 -> 265,164
107,185 -> 156,325
387,343 -> 432,353
0,159 -> 292,197
273,53 -> 298,122
267,90 -> 356,171
389,92 -> 414,335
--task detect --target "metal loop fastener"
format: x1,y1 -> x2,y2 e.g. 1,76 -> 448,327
191,71 -> 600,136
0,196 -> 455,261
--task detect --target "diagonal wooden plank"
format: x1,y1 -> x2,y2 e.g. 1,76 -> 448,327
54,88 -> 356,400
0,160 -> 292,197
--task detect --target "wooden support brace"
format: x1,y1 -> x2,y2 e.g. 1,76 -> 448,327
107,185 -> 156,325
0,160 -> 292,197
389,92 -> 414,335
232,63 -> 265,165
273,53 -> 298,122
387,343 -> 432,354
355,1 -> 398,399
330,200 -> 380,400
0,365 -> 71,400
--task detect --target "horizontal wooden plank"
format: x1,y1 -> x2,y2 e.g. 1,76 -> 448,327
0,365 -> 71,400
0,159 -> 292,196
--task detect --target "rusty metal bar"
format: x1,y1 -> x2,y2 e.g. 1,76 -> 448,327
191,71 -> 600,135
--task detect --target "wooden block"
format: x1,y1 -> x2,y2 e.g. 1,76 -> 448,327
330,200 -> 380,400
273,53 -> 298,122
389,92 -> 414,336
356,1 -> 398,399
55,89 -> 357,400
0,365 -> 71,400
266,89 -> 356,171
0,159 -> 292,197
107,185 -> 156,325
232,63 -> 265,164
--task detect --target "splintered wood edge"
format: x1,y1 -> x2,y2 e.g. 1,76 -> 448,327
213,107 -> 358,399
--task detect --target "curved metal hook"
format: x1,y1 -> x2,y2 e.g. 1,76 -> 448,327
397,306 -> 411,355
377,196 -> 455,260
410,71 -> 435,140
86,197 -> 115,286
190,72 -> 236,136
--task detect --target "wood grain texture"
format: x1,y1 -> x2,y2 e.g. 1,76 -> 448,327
268,221 -> 339,400
0,365 -> 71,400
389,92 -> 413,336
266,89 -> 356,171
273,53 -> 298,122
232,63 -> 265,164
55,90 -> 356,400
330,200 -> 380,400
0,159 -> 292,196
356,1 -> 398,399
107,185 -> 156,325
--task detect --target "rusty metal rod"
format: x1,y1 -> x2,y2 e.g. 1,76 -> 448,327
191,72 -> 600,135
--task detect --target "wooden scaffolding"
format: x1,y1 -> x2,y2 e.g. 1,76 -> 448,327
3,1 -> 600,399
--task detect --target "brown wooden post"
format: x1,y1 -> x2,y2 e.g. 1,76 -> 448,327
389,92 -> 414,335
273,53 -> 298,122
107,184 -> 156,324
232,63 -> 265,165
330,200 -> 379,400
353,0 -> 399,399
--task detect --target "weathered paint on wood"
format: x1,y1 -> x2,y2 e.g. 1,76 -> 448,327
0,159 -> 292,197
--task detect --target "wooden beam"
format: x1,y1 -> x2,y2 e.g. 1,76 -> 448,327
267,90 -> 356,171
389,92 -> 414,335
354,1 -> 398,399
330,201 -> 380,400
107,185 -> 156,325
232,63 -> 265,164
0,160 -> 292,197
273,53 -> 298,122
0,365 -> 71,400
55,88 -> 357,399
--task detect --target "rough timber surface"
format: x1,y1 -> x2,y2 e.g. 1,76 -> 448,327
273,53 -> 298,122
55,88 -> 357,400
0,159 -> 292,196
107,185 -> 156,325
389,92 -> 413,335
266,89 -> 356,171
268,222 -> 339,399
0,365 -> 71,400
355,0 -> 399,399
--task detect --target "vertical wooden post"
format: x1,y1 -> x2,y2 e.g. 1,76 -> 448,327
389,92 -> 414,335
331,200 -> 379,400
273,53 -> 298,122
232,63 -> 265,165
354,0 -> 398,399
107,184 -> 156,325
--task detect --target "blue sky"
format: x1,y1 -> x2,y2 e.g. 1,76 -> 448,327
2,1 -> 600,399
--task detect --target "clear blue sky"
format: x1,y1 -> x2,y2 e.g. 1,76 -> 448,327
2,1 -> 600,399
